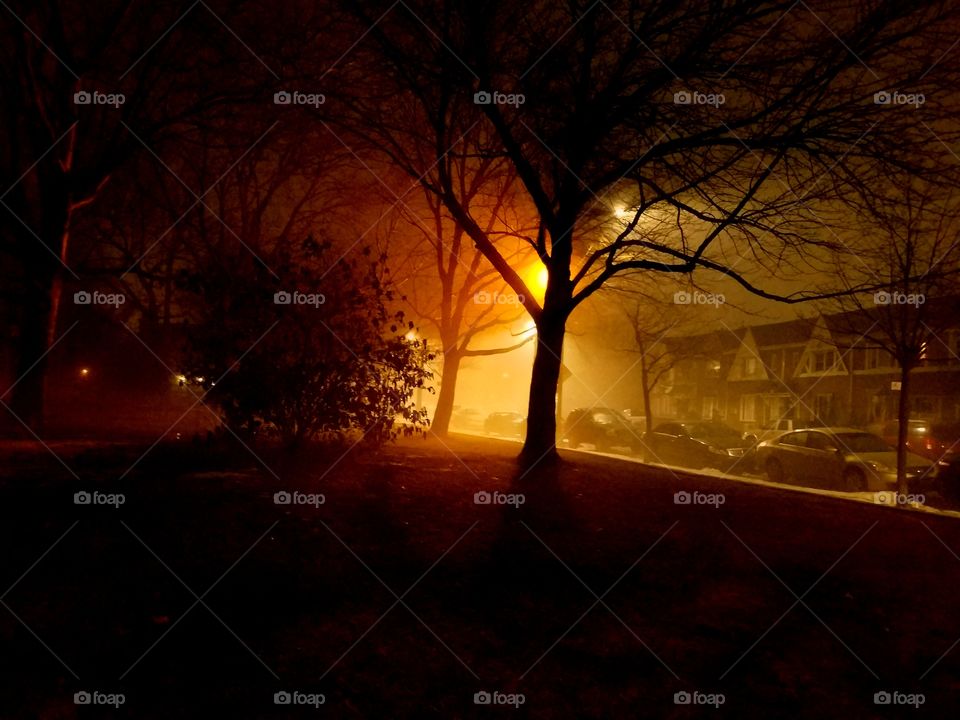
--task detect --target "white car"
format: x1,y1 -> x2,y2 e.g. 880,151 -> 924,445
756,427 -> 937,492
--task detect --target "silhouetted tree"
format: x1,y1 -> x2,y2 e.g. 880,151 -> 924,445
342,0 -> 960,465
182,237 -> 431,447
390,170 -> 537,435
827,182 -> 960,493
0,0 -> 306,431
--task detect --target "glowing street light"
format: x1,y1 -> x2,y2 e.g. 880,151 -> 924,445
524,262 -> 549,303
79,367 -> 90,378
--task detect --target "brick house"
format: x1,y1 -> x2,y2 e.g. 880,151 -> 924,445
650,305 -> 960,433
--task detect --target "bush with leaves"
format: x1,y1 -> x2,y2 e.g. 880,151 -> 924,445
180,238 -> 432,447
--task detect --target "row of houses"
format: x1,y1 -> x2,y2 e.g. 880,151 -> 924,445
650,303 -> 960,433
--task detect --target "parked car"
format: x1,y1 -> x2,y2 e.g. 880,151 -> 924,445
484,411 -> 526,439
621,409 -> 647,432
642,421 -> 747,472
756,427 -> 938,492
742,418 -> 825,446
449,407 -> 485,433
874,419 -> 960,463
740,418 -> 825,472
563,407 -> 642,454
937,457 -> 960,506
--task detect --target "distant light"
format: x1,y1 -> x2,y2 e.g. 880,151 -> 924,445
79,367 -> 90,377
176,374 -> 188,384
613,205 -> 631,220
536,265 -> 548,292
195,376 -> 205,384
405,330 -> 417,342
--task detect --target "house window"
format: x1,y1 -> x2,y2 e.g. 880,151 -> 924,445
947,330 -> 960,365
767,351 -> 781,377
740,395 -> 758,422
703,396 -> 718,420
911,396 -> 938,419
744,357 -> 758,376
809,350 -> 838,373
814,394 -> 833,422
864,348 -> 894,370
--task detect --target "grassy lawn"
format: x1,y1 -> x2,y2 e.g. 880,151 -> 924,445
1,434 -> 958,718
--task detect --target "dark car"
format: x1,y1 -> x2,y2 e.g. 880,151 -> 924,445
756,427 -> 937,492
871,420 -> 960,502
484,411 -> 527,439
875,419 -> 960,462
563,407 -> 642,454
642,421 -> 747,472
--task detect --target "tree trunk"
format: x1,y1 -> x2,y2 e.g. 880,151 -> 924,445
640,355 -> 654,436
896,364 -> 912,496
430,350 -> 462,437
519,312 -> 565,466
4,282 -> 52,433
3,200 -> 69,435
5,132 -> 77,434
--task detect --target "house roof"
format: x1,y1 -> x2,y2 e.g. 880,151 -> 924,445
746,318 -> 816,347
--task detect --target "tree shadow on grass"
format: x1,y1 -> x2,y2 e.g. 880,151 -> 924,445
486,458 -> 583,585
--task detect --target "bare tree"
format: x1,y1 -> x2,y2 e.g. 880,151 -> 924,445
0,0 -> 321,431
826,182 -> 960,493
341,0 -> 960,464
389,168 -> 538,434
623,300 -> 707,436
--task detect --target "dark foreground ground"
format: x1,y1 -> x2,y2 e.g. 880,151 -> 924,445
1,434 -> 959,719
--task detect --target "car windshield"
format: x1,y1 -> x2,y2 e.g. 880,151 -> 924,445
689,423 -> 740,441
594,412 -> 619,424
834,432 -> 891,453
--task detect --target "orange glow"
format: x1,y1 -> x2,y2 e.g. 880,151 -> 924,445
524,263 -> 549,302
